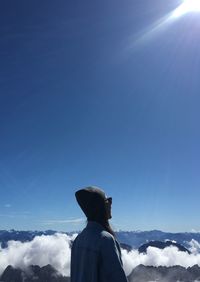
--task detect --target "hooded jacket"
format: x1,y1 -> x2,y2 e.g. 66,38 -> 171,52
70,221 -> 128,282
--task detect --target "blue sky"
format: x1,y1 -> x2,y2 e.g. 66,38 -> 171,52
1,0 -> 200,232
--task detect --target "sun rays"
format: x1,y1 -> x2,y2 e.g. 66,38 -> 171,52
132,0 -> 200,47
172,0 -> 200,18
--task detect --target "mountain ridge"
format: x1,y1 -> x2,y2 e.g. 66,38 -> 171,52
1,264 -> 200,282
1,229 -> 200,249
138,240 -> 191,254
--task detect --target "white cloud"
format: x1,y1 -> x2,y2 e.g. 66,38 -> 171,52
188,239 -> 200,255
4,204 -> 11,208
0,233 -> 77,277
122,242 -> 200,276
0,211 -> 30,218
1,235 -> 200,277
0,214 -> 16,218
191,229 -> 200,233
42,218 -> 85,225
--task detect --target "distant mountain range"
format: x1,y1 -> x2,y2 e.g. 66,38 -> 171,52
115,230 -> 200,249
1,229 -> 200,249
1,230 -> 200,281
0,264 -> 70,282
138,240 -> 191,254
128,264 -> 200,282
0,230 -> 57,248
1,264 -> 200,282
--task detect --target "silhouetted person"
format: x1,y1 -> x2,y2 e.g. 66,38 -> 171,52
70,186 -> 128,282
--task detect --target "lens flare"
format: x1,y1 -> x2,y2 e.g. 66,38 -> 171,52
129,0 -> 200,48
172,0 -> 200,18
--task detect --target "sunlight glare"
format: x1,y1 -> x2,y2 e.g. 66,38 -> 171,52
172,0 -> 200,18
130,0 -> 200,47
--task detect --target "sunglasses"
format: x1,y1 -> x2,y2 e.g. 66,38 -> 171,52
105,197 -> 112,204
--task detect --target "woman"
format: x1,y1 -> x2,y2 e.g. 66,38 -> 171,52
70,186 -> 128,282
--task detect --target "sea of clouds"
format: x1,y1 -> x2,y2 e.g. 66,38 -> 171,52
1,234 -> 200,277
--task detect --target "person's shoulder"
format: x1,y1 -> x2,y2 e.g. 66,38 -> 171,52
100,230 -> 115,245
98,231 -> 120,256
71,230 -> 85,245
71,233 -> 79,246
100,230 -> 114,238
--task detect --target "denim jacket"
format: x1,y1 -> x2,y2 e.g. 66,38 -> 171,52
70,221 -> 128,282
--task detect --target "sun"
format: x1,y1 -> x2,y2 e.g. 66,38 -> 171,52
183,0 -> 200,11
173,0 -> 200,18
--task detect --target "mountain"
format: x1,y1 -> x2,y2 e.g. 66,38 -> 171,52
138,240 -> 191,254
1,229 -> 200,249
128,264 -> 200,282
0,230 -> 58,248
1,229 -> 200,282
120,242 -> 133,252
2,264 -> 200,282
0,265 -> 70,282
115,230 -> 200,249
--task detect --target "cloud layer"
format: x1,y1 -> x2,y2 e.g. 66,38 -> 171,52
122,239 -> 200,275
1,234 -> 200,277
0,233 -> 77,277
